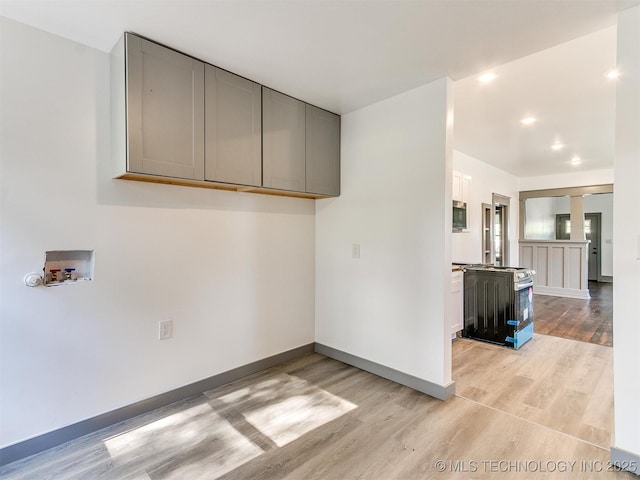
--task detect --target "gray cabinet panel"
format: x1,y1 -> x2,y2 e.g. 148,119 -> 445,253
114,33 -> 340,198
126,34 -> 205,180
205,66 -> 262,186
305,105 -> 340,196
262,88 -> 306,192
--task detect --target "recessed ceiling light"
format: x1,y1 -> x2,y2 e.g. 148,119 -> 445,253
606,69 -> 620,79
571,156 -> 582,165
520,116 -> 536,125
478,72 -> 497,83
551,143 -> 564,151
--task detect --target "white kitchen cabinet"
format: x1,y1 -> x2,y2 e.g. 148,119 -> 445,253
452,170 -> 462,201
462,175 -> 471,205
451,270 -> 464,338
452,170 -> 471,204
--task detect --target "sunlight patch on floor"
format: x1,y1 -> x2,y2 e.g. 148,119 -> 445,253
216,373 -> 357,447
104,402 -> 263,478
99,373 -> 357,478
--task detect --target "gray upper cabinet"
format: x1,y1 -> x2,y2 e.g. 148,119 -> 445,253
126,34 -> 205,180
305,105 -> 340,196
112,33 -> 340,198
205,66 -> 262,186
262,88 -> 306,192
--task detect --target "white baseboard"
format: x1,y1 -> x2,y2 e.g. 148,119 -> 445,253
534,286 -> 590,299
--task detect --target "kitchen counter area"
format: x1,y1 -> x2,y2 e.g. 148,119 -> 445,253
452,262 -> 472,272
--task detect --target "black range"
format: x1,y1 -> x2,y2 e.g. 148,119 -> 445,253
461,265 -> 536,349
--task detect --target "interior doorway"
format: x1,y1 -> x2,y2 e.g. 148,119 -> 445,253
481,195 -> 511,266
492,194 -> 510,267
481,203 -> 493,264
494,204 -> 507,266
556,212 -> 602,282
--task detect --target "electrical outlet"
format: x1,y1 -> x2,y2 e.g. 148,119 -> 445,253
352,243 -> 360,259
158,320 -> 173,340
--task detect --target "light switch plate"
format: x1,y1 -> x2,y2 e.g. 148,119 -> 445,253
158,320 -> 173,340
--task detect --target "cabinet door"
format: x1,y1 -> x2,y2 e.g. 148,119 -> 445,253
451,271 -> 464,336
452,170 -> 462,202
262,88 -> 306,192
462,175 -> 471,205
205,66 -> 262,186
305,105 -> 340,196
126,34 -> 205,180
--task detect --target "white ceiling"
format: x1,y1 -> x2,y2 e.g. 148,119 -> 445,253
454,25 -> 618,177
1,0 -> 636,177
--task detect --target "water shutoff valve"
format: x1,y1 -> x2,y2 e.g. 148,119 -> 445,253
64,268 -> 76,281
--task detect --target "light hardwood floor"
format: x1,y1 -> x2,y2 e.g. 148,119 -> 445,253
1,335 -> 632,479
453,334 -> 614,450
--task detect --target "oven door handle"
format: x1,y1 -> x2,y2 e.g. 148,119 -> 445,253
515,279 -> 534,290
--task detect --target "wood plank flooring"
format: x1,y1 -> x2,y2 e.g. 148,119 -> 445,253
534,282 -> 613,347
452,335 -> 614,450
1,337 -> 630,479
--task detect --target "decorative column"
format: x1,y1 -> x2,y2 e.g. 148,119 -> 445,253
569,195 -> 585,241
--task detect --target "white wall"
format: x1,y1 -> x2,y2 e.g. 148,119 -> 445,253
551,194 -> 613,277
553,196 -> 570,212
523,197 -> 555,240
451,150 -> 519,264
0,18 -> 315,448
316,78 -> 454,387
613,5 -> 640,461
519,168 -> 614,191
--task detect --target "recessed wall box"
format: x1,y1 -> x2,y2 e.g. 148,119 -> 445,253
43,250 -> 94,286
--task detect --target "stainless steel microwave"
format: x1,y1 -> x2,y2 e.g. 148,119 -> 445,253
453,200 -> 467,232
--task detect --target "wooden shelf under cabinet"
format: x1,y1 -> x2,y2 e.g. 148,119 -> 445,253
117,172 -> 333,199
